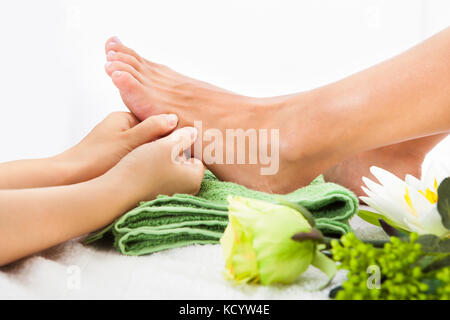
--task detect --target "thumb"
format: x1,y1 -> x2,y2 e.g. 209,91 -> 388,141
158,127 -> 198,164
127,114 -> 178,148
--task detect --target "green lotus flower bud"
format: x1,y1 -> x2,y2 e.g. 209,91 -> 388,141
220,196 -> 336,285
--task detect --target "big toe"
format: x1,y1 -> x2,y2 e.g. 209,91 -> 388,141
110,71 -> 143,96
105,36 -> 143,62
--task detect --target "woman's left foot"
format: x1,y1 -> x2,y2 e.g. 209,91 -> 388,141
104,36 -> 242,122
103,37 -> 340,193
103,37 -> 437,196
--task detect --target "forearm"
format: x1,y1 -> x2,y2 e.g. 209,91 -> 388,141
0,173 -> 142,266
0,156 -> 80,189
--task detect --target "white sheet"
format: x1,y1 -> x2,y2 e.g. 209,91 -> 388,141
0,213 -> 386,300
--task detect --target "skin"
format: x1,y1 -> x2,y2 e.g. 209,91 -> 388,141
0,112 -> 204,266
0,112 -> 179,189
104,28 -> 450,194
323,133 -> 449,196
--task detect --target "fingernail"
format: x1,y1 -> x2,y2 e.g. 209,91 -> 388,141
113,36 -> 122,44
165,114 -> 178,127
105,61 -> 112,68
107,50 -> 115,58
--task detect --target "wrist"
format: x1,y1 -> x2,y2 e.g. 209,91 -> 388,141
100,164 -> 159,209
50,152 -> 87,186
95,171 -> 141,217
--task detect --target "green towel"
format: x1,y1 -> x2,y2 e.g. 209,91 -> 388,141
85,171 -> 358,255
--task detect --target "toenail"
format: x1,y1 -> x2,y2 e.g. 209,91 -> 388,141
107,50 -> 115,58
112,71 -> 121,77
112,36 -> 122,44
105,61 -> 112,68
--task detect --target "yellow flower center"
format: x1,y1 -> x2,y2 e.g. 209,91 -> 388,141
418,178 -> 438,204
404,187 -> 418,217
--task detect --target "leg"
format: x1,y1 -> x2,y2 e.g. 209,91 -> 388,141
324,133 -> 448,197
104,28 -> 450,193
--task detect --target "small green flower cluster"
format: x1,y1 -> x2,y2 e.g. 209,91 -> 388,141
437,267 -> 450,299
331,233 -> 449,300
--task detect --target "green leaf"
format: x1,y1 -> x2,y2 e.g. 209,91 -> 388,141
423,255 -> 450,273
415,255 -> 440,271
357,210 -> 383,227
417,234 -> 441,251
417,234 -> 450,253
358,210 -> 410,234
437,177 -> 450,229
421,277 -> 442,295
276,198 -> 316,227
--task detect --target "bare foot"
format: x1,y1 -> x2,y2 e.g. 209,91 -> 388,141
323,133 -> 449,198
324,134 -> 448,198
104,37 -> 239,121
103,37 -> 336,193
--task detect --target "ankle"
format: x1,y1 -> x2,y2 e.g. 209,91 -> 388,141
276,90 -> 342,165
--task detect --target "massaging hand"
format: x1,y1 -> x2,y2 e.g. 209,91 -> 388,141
104,126 -> 205,201
0,111 -> 181,189
0,123 -> 204,266
56,111 -> 180,184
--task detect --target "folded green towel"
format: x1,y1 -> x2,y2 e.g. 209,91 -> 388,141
85,171 -> 358,255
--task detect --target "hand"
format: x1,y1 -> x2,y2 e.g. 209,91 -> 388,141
56,112 -> 179,184
105,126 -> 205,203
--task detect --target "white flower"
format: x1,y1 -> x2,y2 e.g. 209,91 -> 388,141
360,160 -> 450,238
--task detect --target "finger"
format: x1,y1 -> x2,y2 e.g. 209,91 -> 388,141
103,111 -> 139,128
159,127 -> 198,164
124,112 -> 140,128
179,158 -> 205,195
126,114 -> 178,148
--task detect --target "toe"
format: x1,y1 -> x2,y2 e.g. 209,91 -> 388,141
106,50 -> 141,71
104,36 -> 121,54
111,71 -> 144,96
105,36 -> 142,62
105,61 -> 142,83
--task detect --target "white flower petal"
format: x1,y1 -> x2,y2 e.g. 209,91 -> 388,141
361,164 -> 450,238
423,158 -> 450,188
361,187 -> 410,229
370,166 -> 406,199
407,187 -> 434,216
362,176 -> 386,196
405,174 -> 424,191
417,206 -> 448,237
403,218 -> 424,234
359,196 -> 385,213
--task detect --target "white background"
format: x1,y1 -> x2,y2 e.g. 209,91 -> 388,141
0,0 -> 448,169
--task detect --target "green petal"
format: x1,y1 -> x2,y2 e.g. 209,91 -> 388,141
224,196 -> 319,285
221,215 -> 259,283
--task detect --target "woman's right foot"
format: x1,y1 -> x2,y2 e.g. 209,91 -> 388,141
323,145 -> 423,198
324,133 -> 448,198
